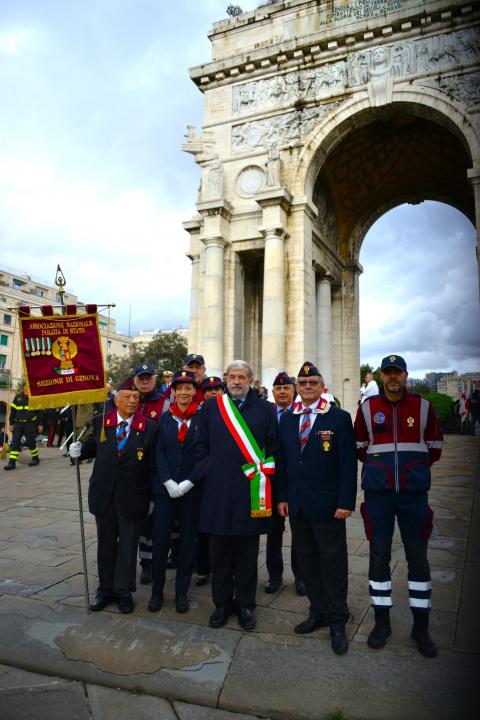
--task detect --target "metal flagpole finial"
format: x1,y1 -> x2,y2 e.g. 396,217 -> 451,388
54,265 -> 66,309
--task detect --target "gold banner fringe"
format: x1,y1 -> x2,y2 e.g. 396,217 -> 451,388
28,388 -> 108,410
250,509 -> 272,518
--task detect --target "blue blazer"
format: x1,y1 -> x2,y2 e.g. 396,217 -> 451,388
154,408 -> 202,497
277,404 -> 357,523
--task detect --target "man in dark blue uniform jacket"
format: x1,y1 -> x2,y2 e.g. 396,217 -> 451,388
69,386 -> 156,614
277,361 -> 357,654
196,359 -> 278,631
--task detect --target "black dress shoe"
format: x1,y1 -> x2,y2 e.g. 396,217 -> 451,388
195,574 -> 210,586
264,578 -> 282,594
175,594 -> 189,613
295,580 -> 307,596
238,608 -> 256,630
209,606 -> 230,628
331,628 -> 349,655
294,615 -> 327,634
117,595 -> 134,614
89,594 -> 113,612
148,594 -> 163,612
140,567 -> 153,584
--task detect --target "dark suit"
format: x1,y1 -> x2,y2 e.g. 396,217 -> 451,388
81,409 -> 156,598
152,407 -> 202,596
196,390 -> 278,608
278,402 -> 357,629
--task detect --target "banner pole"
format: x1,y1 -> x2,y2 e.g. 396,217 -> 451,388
55,265 -> 90,614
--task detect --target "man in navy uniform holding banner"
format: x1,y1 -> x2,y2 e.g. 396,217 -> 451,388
196,359 -> 278,631
69,382 -> 156,614
277,361 -> 357,655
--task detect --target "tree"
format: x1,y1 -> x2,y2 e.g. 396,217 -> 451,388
227,4 -> 243,17
108,331 -> 188,386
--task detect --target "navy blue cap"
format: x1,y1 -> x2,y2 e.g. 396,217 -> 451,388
273,371 -> 295,386
185,353 -> 205,366
134,362 -> 156,377
171,370 -> 196,387
297,361 -> 321,378
201,375 -> 223,391
380,355 -> 407,372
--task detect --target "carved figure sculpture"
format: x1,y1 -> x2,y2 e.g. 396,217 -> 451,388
205,157 -> 224,200
266,142 -> 281,186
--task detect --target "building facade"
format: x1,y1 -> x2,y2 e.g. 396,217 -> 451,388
183,0 -> 480,412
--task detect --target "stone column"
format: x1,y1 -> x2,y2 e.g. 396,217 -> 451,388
341,264 -> 362,416
201,237 -> 226,376
187,253 -> 200,352
467,168 -> 480,297
316,276 -> 333,393
261,227 -> 286,389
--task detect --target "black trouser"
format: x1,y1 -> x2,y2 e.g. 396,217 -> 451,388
209,534 -> 260,610
8,422 -> 38,462
196,531 -> 210,576
95,494 -> 141,598
266,509 -> 300,582
151,492 -> 200,596
290,510 -> 349,630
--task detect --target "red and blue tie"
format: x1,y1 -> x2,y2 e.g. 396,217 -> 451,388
116,420 -> 128,457
300,408 -> 312,450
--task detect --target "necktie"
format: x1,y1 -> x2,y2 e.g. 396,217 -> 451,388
116,420 -> 128,457
233,398 -> 244,409
299,408 -> 312,450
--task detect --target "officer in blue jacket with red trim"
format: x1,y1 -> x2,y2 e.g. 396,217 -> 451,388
354,354 -> 444,657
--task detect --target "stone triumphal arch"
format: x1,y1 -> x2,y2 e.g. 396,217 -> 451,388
183,0 -> 480,411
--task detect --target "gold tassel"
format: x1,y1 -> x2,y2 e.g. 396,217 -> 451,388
100,427 -> 106,443
0,442 -> 8,460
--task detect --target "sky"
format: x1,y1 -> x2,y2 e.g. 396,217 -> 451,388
0,0 -> 478,377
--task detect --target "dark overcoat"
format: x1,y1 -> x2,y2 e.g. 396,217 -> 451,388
277,404 -> 357,523
81,409 -> 156,521
195,390 -> 278,535
154,407 -> 202,496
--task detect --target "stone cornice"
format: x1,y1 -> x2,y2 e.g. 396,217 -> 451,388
190,2 -> 478,91
196,199 -> 233,221
255,187 -> 293,212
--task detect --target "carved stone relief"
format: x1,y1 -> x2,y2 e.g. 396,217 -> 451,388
235,166 -> 266,197
231,27 -> 479,116
232,100 -> 345,153
415,73 -> 480,111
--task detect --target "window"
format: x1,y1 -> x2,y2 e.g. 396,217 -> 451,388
0,353 -> 6,369
0,335 -> 7,346
33,287 -> 44,297
13,278 -> 25,288
3,314 -> 11,325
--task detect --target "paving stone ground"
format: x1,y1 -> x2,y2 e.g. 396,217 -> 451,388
0,435 -> 478,720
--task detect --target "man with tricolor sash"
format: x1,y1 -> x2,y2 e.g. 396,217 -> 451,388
277,361 -> 357,655
196,359 -> 278,631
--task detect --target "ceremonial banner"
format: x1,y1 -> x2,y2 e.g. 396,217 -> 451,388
19,309 -> 107,409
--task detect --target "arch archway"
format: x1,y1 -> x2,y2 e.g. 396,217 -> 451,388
299,96 -> 477,411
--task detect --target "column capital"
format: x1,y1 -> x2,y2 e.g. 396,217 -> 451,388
259,225 -> 288,241
344,261 -> 363,276
255,187 -> 293,212
468,167 -> 480,186
197,198 -> 233,221
201,236 -> 227,249
186,252 -> 200,263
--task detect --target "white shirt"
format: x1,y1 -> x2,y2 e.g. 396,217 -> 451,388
360,380 -> 379,403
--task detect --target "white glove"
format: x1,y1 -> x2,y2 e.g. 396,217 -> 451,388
178,480 -> 194,496
148,500 -> 154,516
163,479 -> 181,499
69,442 -> 82,459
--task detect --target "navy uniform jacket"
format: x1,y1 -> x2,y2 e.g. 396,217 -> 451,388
154,407 -> 202,497
277,403 -> 357,523
195,390 -> 278,535
81,409 -> 156,521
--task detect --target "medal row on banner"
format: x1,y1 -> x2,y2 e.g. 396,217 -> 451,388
24,337 -> 52,356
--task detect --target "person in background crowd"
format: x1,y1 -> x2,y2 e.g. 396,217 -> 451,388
161,371 -> 174,393
149,370 -> 202,614
265,372 -> 306,596
4,389 -> 44,471
277,361 -> 357,655
354,354 -> 444,657
360,372 -> 379,404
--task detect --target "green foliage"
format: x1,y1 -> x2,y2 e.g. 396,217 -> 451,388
421,391 -> 454,423
108,331 -> 188,386
326,709 -> 347,720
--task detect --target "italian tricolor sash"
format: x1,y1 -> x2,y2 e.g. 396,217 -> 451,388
217,394 -> 275,518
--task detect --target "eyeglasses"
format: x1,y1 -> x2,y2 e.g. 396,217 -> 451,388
297,380 -> 321,387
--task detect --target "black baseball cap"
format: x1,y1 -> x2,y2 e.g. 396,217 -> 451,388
185,353 -> 205,366
134,362 -> 156,377
380,355 -> 407,372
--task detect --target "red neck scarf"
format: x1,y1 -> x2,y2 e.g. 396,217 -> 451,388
169,401 -> 199,443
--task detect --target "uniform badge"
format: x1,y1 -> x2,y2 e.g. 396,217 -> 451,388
137,449 -> 144,461
322,440 -> 331,452
139,422 -> 143,429
142,364 -> 147,370
106,418 -> 111,426
373,412 -> 385,424
303,364 -> 310,374
407,416 -> 415,428
390,355 -> 396,362
181,371 -> 187,377
150,411 -> 157,418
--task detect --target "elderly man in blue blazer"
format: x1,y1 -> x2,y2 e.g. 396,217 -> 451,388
277,361 -> 357,655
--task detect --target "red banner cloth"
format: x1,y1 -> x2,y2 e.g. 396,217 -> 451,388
19,312 -> 108,409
